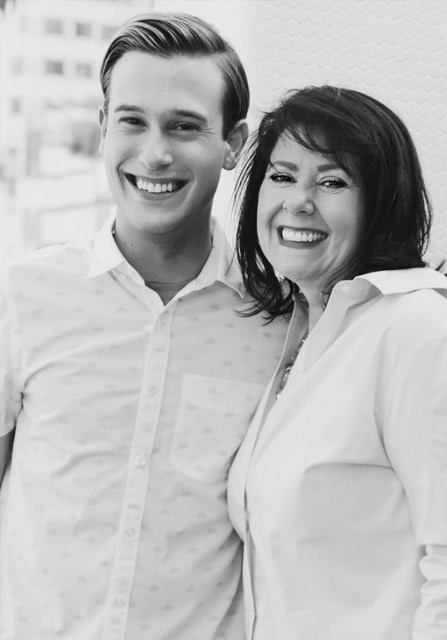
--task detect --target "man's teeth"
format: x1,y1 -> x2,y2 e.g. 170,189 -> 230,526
135,177 -> 178,193
281,228 -> 326,242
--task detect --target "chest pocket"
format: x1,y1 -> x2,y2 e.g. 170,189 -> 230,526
171,374 -> 265,483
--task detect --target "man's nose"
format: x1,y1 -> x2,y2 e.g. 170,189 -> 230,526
137,128 -> 173,170
282,185 -> 315,215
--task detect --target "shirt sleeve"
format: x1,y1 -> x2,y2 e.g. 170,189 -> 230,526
0,276 -> 22,437
413,545 -> 447,638
384,336 -> 447,639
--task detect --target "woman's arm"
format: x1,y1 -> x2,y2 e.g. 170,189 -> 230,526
385,335 -> 447,639
0,430 -> 14,486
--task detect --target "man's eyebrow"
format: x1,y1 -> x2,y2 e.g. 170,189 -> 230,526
112,105 -> 208,124
173,109 -> 208,123
113,104 -> 145,114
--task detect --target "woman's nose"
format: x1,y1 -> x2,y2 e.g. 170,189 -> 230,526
282,185 -> 315,215
138,128 -> 173,170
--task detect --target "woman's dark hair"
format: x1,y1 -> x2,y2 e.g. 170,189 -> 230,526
235,86 -> 432,318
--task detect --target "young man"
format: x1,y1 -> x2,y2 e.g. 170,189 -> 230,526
0,13 -> 288,640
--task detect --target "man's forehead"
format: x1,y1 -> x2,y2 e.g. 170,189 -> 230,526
108,52 -> 225,118
110,52 -> 225,92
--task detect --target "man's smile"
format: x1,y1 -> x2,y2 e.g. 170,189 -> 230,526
125,173 -> 186,194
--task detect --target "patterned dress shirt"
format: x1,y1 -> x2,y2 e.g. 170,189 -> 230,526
0,217 -> 289,640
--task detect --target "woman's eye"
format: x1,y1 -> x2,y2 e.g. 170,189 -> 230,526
269,173 -> 293,184
319,177 -> 348,190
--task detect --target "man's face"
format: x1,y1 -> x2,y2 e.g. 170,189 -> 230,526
99,51 -> 244,245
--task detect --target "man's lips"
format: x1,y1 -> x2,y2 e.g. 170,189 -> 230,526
126,173 -> 186,194
280,226 -> 328,243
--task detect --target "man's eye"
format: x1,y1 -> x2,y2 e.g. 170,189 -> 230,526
172,122 -> 200,132
319,177 -> 348,190
119,117 -> 144,126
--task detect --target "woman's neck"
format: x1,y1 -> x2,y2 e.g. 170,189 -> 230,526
297,286 -> 325,333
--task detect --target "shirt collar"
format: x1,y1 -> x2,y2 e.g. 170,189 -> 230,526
188,218 -> 243,297
352,267 -> 447,295
87,215 -> 243,296
87,214 -> 130,279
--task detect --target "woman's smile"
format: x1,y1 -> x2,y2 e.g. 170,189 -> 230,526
279,226 -> 328,244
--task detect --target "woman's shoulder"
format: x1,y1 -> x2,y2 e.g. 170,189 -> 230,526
351,269 -> 447,350
374,285 -> 447,352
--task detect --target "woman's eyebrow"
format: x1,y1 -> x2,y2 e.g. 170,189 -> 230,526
317,162 -> 343,172
269,160 -> 298,171
269,160 -> 346,173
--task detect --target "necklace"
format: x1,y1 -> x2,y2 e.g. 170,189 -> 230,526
275,332 -> 308,399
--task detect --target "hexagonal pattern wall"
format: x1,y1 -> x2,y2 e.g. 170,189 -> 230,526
155,0 -> 447,265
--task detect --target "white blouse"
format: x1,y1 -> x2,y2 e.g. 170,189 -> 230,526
228,268 -> 447,640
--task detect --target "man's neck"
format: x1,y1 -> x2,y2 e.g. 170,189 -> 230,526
144,277 -> 195,305
112,221 -> 213,284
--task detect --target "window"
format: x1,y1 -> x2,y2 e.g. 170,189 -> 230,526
76,22 -> 92,37
45,18 -> 63,35
75,63 -> 93,79
101,24 -> 116,40
45,60 -> 64,75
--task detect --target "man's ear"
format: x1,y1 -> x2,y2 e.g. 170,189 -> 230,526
98,107 -> 107,154
223,119 -> 249,170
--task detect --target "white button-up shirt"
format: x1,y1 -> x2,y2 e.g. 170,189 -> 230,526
0,218 -> 289,640
228,268 -> 447,640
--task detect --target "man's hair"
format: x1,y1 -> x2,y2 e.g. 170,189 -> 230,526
234,85 -> 432,318
100,12 -> 249,137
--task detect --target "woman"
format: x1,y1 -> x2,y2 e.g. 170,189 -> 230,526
228,86 -> 447,639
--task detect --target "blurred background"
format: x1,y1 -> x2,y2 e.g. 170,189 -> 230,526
0,0 -> 446,267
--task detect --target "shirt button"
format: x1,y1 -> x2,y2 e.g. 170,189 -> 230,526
125,526 -> 136,538
136,455 -> 148,468
147,385 -> 159,397
340,284 -> 351,295
113,597 -> 126,608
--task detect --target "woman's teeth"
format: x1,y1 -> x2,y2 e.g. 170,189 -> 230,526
281,228 -> 326,242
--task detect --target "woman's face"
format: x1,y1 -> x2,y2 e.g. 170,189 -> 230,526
257,133 -> 365,293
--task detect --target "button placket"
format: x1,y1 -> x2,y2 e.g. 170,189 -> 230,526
101,310 -> 173,640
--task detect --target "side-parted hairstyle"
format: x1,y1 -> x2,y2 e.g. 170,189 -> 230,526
100,12 -> 249,137
235,86 -> 432,319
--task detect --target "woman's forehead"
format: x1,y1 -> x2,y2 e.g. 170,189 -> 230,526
269,131 -> 360,177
